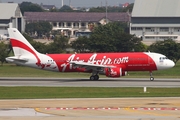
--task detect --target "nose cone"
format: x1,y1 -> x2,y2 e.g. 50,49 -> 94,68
169,60 -> 175,68
157,60 -> 175,70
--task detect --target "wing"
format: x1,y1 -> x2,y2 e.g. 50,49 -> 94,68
70,61 -> 115,72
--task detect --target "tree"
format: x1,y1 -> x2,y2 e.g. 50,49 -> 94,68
88,5 -> 134,13
23,33 -> 34,42
46,36 -> 69,53
25,21 -> 52,38
122,3 -> 134,12
22,33 -> 48,53
89,7 -> 106,12
49,8 -> 59,12
114,33 -> 147,52
148,39 -> 180,63
107,7 -> 123,12
71,36 -> 89,53
86,22 -> 145,52
23,32 -> 69,54
59,5 -> 73,12
31,41 -> 47,53
19,2 -> 44,15
0,42 -> 9,65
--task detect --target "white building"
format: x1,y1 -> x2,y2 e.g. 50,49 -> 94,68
24,12 -> 130,38
0,3 -> 25,40
130,0 -> 180,42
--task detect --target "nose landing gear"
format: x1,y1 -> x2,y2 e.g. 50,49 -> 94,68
150,71 -> 154,81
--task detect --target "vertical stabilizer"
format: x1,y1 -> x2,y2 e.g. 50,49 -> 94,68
8,28 -> 39,56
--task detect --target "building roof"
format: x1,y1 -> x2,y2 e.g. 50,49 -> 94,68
24,12 -> 130,22
132,0 -> 180,17
0,3 -> 21,19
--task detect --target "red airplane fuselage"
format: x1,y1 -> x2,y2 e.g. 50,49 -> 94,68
47,53 -> 157,72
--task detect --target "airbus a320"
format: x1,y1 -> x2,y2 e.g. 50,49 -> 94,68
6,28 -> 175,81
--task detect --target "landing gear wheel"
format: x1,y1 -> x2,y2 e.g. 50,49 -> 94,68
94,75 -> 99,80
149,71 -> 154,81
150,77 -> 154,81
90,75 -> 99,80
90,76 -> 95,80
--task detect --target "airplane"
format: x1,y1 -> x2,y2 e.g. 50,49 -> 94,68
6,28 -> 175,81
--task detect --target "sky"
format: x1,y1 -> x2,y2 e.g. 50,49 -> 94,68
1,0 -> 135,8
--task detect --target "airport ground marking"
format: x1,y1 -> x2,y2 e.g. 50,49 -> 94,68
35,107 -> 65,116
34,107 -> 180,117
125,106 -> 172,117
45,107 -> 180,111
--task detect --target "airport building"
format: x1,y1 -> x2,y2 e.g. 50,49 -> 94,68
130,0 -> 180,42
24,12 -> 130,38
0,3 -> 25,40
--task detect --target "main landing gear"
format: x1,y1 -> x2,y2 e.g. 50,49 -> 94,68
90,74 -> 99,80
150,71 -> 154,81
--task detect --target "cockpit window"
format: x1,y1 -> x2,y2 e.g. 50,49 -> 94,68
159,57 -> 168,62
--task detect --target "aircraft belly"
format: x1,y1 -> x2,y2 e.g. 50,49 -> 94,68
126,64 -> 155,71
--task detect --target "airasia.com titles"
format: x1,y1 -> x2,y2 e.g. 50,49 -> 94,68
68,54 -> 129,64
60,54 -> 129,72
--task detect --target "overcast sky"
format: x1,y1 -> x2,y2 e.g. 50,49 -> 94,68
2,0 -> 135,8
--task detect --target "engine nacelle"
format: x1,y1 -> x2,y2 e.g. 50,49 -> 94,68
105,67 -> 127,78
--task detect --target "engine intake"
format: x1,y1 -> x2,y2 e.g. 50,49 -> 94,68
105,67 -> 127,77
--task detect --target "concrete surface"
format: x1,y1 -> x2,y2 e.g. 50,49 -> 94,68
0,98 -> 180,120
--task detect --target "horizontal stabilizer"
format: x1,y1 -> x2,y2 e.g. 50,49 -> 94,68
6,56 -> 28,63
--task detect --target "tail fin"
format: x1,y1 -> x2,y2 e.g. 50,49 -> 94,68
8,28 -> 39,56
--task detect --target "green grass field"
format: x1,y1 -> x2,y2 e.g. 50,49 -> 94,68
0,61 -> 180,78
0,64 -> 91,78
0,87 -> 180,99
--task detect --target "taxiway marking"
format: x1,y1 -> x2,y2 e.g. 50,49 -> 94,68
44,107 -> 180,111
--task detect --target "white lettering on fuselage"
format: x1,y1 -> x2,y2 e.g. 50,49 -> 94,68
60,54 -> 129,72
88,54 -> 112,65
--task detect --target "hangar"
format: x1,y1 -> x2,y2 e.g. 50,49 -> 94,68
130,0 -> 180,42
0,3 -> 24,40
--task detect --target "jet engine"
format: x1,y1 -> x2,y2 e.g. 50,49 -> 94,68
105,67 -> 127,77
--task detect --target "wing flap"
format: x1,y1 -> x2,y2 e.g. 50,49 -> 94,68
70,61 -> 115,71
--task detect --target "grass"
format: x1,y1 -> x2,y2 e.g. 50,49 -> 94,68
0,87 -> 180,99
0,61 -> 180,78
0,64 -> 91,78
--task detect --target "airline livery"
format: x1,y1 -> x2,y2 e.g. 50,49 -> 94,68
6,28 -> 175,81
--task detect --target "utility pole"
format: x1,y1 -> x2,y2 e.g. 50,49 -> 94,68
62,0 -> 64,7
105,0 -> 108,24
